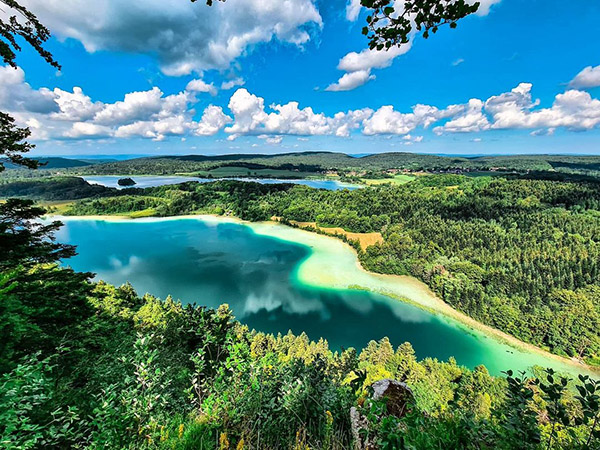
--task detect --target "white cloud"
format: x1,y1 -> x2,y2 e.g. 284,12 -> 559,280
115,115 -> 189,141
326,70 -> 374,91
64,122 -> 113,139
482,83 -> 600,132
21,0 -> 322,76
225,88 -> 373,138
93,87 -> 165,125
363,103 -> 459,135
346,0 -> 362,21
531,128 -> 555,136
569,65 -> 600,90
51,87 -> 103,121
485,82 -> 539,129
225,88 -> 269,135
186,79 -> 217,96
221,77 -> 246,90
338,45 -> 411,73
328,45 -> 411,91
402,134 -> 423,143
0,67 -> 225,142
194,106 -> 232,136
473,0 -> 502,16
452,58 -> 465,67
491,89 -> 600,132
434,99 -> 490,134
0,66 -> 58,114
4,66 -> 600,146
258,134 -> 283,145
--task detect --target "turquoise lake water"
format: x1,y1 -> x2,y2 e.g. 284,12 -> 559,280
55,217 -> 593,376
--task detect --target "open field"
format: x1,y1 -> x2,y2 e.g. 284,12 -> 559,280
362,174 -> 416,185
285,219 -> 384,250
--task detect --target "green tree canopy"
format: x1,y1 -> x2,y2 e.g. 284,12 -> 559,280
361,0 -> 480,50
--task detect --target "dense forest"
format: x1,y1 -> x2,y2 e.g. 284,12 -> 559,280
2,199 -> 600,449
25,175 -> 596,365
5,152 -> 600,180
75,153 -> 600,177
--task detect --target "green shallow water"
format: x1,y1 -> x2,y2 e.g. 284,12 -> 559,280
55,216 -> 595,377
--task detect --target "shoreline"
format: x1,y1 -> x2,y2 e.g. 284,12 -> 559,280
249,221 -> 599,377
48,212 -> 600,376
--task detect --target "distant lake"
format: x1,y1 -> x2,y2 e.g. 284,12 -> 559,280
55,217 -> 590,376
82,175 -> 359,191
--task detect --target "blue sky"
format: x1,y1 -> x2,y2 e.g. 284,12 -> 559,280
2,0 -> 600,156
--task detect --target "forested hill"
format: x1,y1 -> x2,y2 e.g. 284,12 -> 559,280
0,157 -> 94,170
18,152 -> 600,178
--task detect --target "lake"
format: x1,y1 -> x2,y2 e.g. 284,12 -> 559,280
82,175 -> 359,191
55,216 -> 591,377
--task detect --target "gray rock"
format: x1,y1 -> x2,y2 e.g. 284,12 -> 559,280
350,379 -> 416,449
371,379 -> 415,418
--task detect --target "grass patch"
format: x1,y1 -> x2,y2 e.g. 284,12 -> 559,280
128,208 -> 158,218
39,200 -> 76,214
362,174 -> 415,185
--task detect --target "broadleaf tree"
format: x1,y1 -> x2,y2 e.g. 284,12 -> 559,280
0,0 -> 60,172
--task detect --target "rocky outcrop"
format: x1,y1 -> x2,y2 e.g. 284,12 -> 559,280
371,379 -> 415,418
350,379 -> 416,450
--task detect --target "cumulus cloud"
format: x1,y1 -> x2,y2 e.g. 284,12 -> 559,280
115,115 -> 189,141
225,88 -> 269,135
194,106 -> 232,136
21,0 -> 322,76
327,45 -> 411,91
186,79 -> 217,96
4,65 -> 600,146
337,45 -> 411,73
434,99 -> 490,134
569,65 -> 600,90
64,122 -> 113,139
51,87 -> 103,121
488,89 -> 600,132
0,66 -> 227,141
221,77 -> 246,90
0,66 -> 58,114
93,87 -> 165,126
325,70 -> 374,92
403,134 -> 423,142
485,82 -> 539,129
363,103 -> 459,135
224,88 -> 373,139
